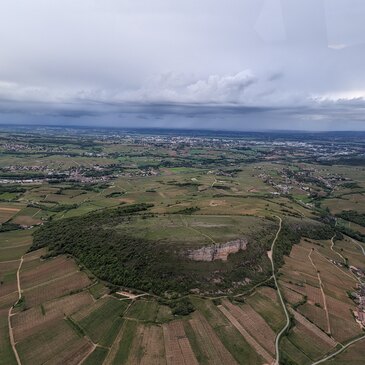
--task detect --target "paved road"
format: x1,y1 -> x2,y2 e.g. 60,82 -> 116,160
268,216 -> 290,365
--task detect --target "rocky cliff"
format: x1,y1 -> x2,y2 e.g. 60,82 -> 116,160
187,239 -> 248,261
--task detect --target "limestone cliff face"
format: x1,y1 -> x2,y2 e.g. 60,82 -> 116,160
187,239 -> 248,262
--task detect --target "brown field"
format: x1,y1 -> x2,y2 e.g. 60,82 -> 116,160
45,339 -> 93,365
0,205 -> 21,223
20,256 -> 79,290
0,307 -> 15,365
298,303 -> 328,332
290,309 -> 337,348
311,251 -> 356,290
44,291 -> 93,315
326,296 -> 356,321
191,297 -> 266,364
258,286 -> 278,301
0,259 -> 19,307
281,285 -> 305,305
280,337 -> 312,365
163,320 -> 198,365
11,215 -> 42,226
188,311 -> 238,365
280,282 -> 307,296
218,304 -> 273,365
71,296 -> 108,323
322,338 -> 365,364
337,238 -> 365,270
23,271 -> 91,307
324,282 -> 354,303
16,320 -> 87,365
0,230 -> 33,249
288,322 -> 333,361
12,307 -> 49,342
0,276 -> 17,298
0,291 -> 18,310
139,325 -> 166,365
305,285 -> 324,307
322,194 -> 365,214
22,248 -> 48,265
12,292 -> 93,342
222,299 -> 276,356
279,243 -> 324,289
329,314 -> 362,343
0,260 -> 20,274
126,324 -> 166,365
279,238 -> 365,362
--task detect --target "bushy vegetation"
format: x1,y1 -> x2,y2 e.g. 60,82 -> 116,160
31,203 -> 278,296
337,210 -> 365,227
0,222 -> 22,232
337,225 -> 365,243
0,185 -> 26,194
170,298 -> 195,316
28,202 -> 79,212
273,218 -> 335,268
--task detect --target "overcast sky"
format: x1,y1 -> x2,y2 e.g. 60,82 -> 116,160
1,0 -> 365,131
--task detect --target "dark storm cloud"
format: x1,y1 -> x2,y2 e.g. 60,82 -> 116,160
0,0 -> 365,130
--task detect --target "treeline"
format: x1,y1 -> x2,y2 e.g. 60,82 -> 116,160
337,225 -> 365,243
0,222 -> 22,232
31,204 -> 196,295
273,219 -> 335,268
31,202 -> 278,296
0,185 -> 26,194
336,210 -> 365,227
28,202 -> 79,212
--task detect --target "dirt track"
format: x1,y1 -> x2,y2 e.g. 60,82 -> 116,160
8,255 -> 24,365
268,215 -> 290,365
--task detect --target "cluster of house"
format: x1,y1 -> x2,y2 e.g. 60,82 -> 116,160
349,265 -> 365,328
353,282 -> 365,328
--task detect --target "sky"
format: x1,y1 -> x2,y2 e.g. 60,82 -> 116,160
1,0 -> 365,131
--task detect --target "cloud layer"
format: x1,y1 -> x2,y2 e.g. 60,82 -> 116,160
0,0 -> 365,130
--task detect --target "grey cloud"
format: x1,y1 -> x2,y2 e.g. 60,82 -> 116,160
0,0 -> 364,130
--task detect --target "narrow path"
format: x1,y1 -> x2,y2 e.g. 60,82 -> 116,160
330,235 -> 346,264
77,342 -> 96,365
16,256 -> 23,299
0,243 -> 30,250
268,215 -> 289,365
316,251 -> 359,284
32,209 -> 41,217
8,255 -> 24,365
179,215 -> 216,244
0,259 -> 21,264
308,249 -> 331,335
22,270 -> 78,292
218,305 -> 275,365
311,335 -> 365,365
350,237 -> 365,256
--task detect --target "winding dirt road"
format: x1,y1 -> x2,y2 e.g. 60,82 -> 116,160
267,215 -> 290,365
8,255 -> 24,365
